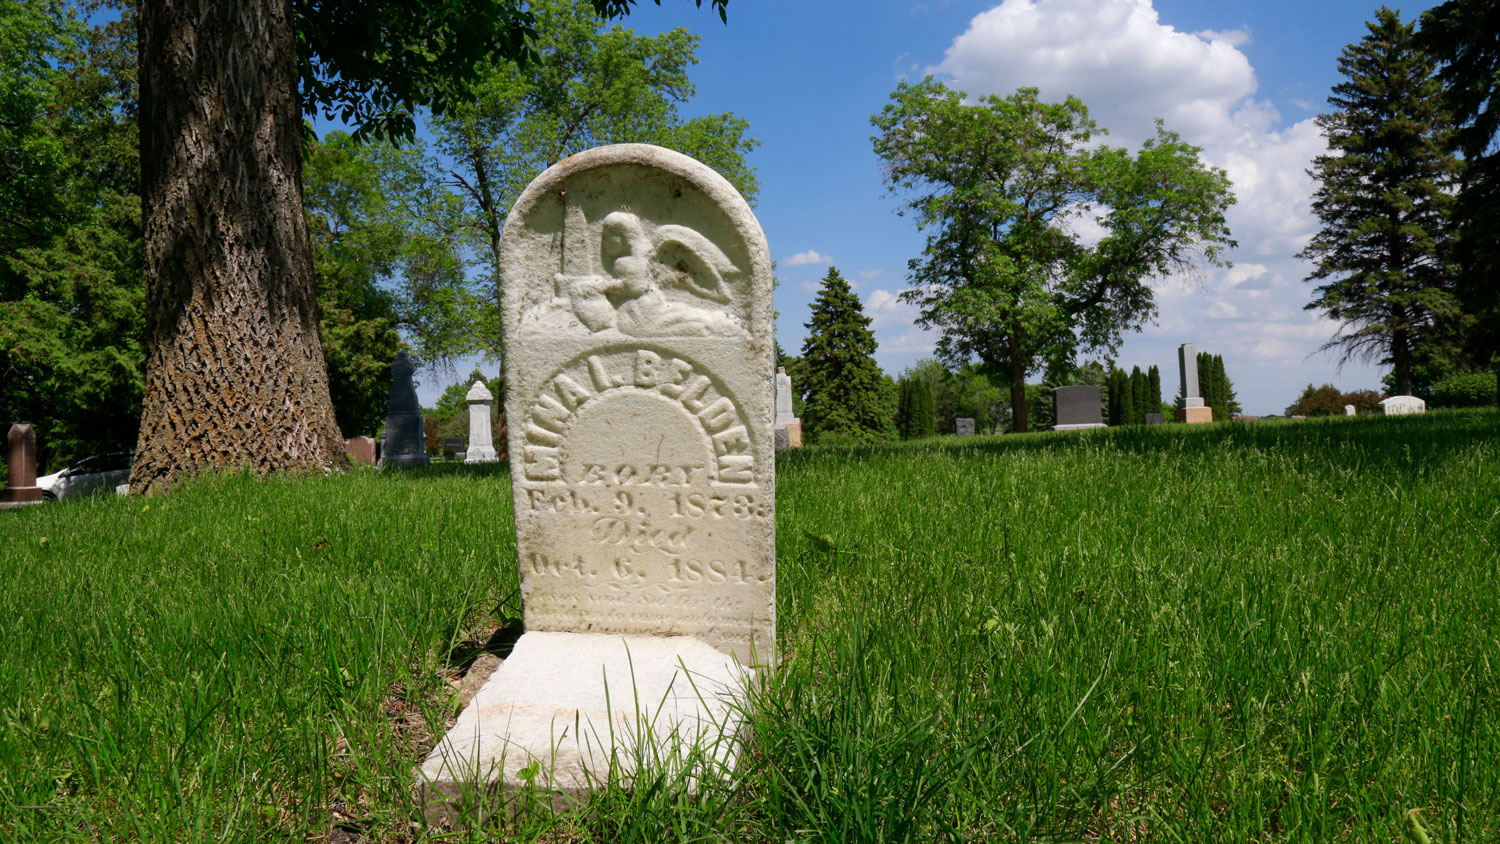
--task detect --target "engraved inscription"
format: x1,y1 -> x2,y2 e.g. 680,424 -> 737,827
522,347 -> 755,485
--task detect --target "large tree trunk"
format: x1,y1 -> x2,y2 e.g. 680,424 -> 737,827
132,0 -> 343,494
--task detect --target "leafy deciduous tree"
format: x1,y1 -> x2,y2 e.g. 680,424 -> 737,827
873,80 -> 1234,432
131,0 -> 727,492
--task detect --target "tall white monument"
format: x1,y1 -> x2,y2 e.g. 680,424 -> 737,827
463,380 -> 499,464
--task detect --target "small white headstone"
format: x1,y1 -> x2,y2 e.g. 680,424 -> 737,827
1379,395 -> 1426,415
463,380 -> 499,464
421,144 -> 774,811
1344,404 -> 1356,416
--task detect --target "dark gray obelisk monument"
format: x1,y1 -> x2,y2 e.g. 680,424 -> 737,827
379,350 -> 430,468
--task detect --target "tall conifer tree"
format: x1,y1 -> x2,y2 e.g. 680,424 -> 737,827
1148,365 -> 1163,413
1130,365 -> 1149,423
1300,7 -> 1463,395
801,267 -> 895,443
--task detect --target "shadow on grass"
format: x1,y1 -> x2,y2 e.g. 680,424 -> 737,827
779,408 -> 1499,476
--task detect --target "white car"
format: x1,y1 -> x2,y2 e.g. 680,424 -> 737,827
36,452 -> 133,502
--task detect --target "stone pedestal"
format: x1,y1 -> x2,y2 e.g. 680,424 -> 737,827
419,144 -> 774,816
465,381 -> 499,464
418,632 -> 750,817
773,367 -> 802,449
1,424 -> 44,508
1176,405 -> 1213,424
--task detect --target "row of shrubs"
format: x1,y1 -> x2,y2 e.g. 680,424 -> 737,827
1430,371 -> 1498,408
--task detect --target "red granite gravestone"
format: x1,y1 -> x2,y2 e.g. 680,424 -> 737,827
2,424 -> 44,507
344,436 -> 376,466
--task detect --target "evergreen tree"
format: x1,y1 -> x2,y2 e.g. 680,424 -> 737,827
1106,367 -> 1127,426
1300,7 -> 1463,396
896,378 -> 917,439
1422,0 -> 1500,367
800,267 -> 895,444
1148,365 -> 1163,411
913,379 -> 937,437
1129,365 -> 1149,423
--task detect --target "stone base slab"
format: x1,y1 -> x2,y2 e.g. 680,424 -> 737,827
380,453 -> 430,468
464,448 -> 499,464
417,631 -> 751,820
1053,423 -> 1107,431
0,499 -> 45,510
1176,406 -> 1213,424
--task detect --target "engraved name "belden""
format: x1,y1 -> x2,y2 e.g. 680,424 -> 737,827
523,348 -> 755,483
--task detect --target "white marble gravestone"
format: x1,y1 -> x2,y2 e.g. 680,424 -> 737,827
1344,404 -> 1356,416
464,381 -> 499,464
1380,395 -> 1426,415
420,144 -> 774,814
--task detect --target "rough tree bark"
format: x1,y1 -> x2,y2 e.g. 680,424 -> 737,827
132,0 -> 344,493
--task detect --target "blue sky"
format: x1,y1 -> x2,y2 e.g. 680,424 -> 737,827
415,0 -> 1442,415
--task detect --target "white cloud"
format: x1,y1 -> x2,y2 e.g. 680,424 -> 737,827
858,268 -> 885,281
1194,28 -> 1251,48
784,249 -> 834,267
867,288 -> 904,312
923,0 -> 1383,413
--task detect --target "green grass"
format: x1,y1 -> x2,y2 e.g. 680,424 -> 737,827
2,411 -> 1497,842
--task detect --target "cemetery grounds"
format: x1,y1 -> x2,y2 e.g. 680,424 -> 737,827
0,409 -> 1496,842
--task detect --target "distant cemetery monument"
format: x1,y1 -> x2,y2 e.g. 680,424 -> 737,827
1380,395 -> 1426,415
1053,385 -> 1106,430
419,145 -> 774,813
1345,404 -> 1357,416
955,417 -> 976,436
1,424 -> 44,508
464,380 -> 499,464
379,349 -> 429,468
774,366 -> 802,449
1144,413 -> 1165,425
1175,343 -> 1213,424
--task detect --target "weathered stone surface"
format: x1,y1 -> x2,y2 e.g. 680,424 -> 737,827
1054,385 -> 1106,430
1380,395 -> 1425,415
774,426 -> 790,451
344,436 -> 375,466
420,144 -> 773,814
955,418 -> 975,436
419,632 -> 749,817
380,349 -> 429,468
501,144 -> 775,661
1344,404 -> 1356,416
1144,413 -> 1165,425
1177,343 -> 1204,408
782,419 -> 802,448
465,380 -> 500,464
2,423 -> 44,506
1177,405 -> 1213,424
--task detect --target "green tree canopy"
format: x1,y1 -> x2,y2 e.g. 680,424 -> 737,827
800,267 -> 895,444
431,0 -> 758,358
872,80 -> 1235,432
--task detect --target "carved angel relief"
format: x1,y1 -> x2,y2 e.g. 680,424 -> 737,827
544,199 -> 745,338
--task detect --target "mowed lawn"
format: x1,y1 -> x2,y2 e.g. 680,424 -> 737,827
1,410 -> 1497,842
